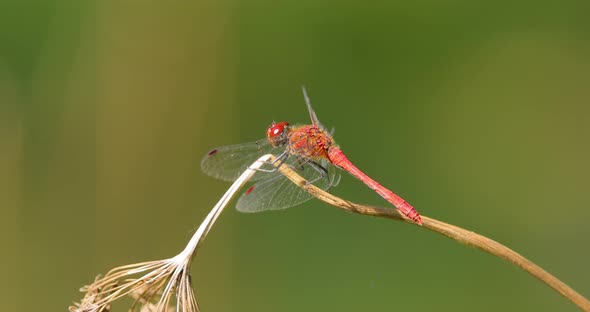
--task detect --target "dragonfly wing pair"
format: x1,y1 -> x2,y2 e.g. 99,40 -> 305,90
201,140 -> 341,212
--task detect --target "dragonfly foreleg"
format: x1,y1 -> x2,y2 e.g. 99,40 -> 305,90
269,150 -> 289,167
248,150 -> 289,173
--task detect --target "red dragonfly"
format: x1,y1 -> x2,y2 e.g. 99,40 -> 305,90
201,88 -> 423,224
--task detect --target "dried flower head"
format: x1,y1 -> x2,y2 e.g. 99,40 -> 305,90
70,155 -> 272,312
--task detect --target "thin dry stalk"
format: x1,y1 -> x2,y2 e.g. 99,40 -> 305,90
272,156 -> 590,312
70,155 -> 273,312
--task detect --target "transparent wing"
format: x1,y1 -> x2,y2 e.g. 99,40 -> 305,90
302,86 -> 327,131
236,156 -> 341,212
201,139 -> 283,182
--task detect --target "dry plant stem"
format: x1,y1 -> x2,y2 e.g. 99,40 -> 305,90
271,157 -> 590,312
70,155 -> 274,312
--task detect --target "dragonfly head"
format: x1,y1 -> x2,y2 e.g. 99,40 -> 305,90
266,121 -> 290,147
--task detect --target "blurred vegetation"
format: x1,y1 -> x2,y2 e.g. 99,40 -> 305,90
1,1 -> 589,311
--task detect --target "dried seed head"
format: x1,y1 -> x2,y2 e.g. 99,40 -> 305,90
70,155 -> 273,312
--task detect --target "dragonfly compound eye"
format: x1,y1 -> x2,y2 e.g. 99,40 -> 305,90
266,121 -> 289,146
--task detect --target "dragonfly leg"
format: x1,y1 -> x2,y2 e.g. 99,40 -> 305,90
294,156 -> 308,171
248,150 -> 289,173
305,160 -> 328,185
269,150 -> 289,166
251,167 -> 277,173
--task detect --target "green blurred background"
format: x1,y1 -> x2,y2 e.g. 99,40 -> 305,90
2,1 -> 589,311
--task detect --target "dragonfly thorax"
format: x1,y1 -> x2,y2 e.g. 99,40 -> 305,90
266,121 -> 290,147
287,125 -> 334,160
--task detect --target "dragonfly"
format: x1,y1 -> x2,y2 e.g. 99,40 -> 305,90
201,88 -> 423,224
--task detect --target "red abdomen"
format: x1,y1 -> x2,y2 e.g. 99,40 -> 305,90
328,147 -> 423,224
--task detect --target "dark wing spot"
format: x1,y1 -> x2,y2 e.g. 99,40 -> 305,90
207,149 -> 218,156
245,185 -> 255,195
